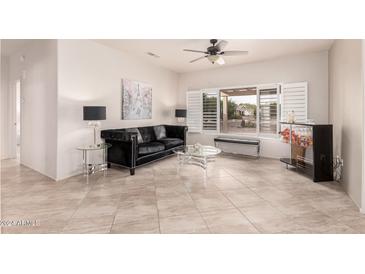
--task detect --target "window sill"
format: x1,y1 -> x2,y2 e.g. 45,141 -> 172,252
189,131 -> 281,141
219,133 -> 280,141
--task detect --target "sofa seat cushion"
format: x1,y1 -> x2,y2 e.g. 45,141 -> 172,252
138,142 -> 165,156
158,138 -> 184,150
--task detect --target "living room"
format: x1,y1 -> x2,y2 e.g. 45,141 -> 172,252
2,0 -> 365,271
1,38 -> 364,236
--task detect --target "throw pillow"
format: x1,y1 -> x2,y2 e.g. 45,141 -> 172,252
154,125 -> 167,140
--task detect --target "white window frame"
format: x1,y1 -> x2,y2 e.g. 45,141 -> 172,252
186,81 -> 306,139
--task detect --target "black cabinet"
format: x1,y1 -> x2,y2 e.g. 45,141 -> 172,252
279,122 -> 333,182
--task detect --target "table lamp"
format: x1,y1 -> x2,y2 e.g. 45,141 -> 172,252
83,106 -> 106,144
175,109 -> 186,123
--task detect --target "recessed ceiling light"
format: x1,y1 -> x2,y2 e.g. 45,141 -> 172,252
146,52 -> 160,58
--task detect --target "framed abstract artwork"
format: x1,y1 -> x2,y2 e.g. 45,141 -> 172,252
121,79 -> 152,120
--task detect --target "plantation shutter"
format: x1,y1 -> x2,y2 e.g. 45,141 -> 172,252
281,82 -> 308,123
202,90 -> 219,132
186,91 -> 202,133
258,85 -> 280,134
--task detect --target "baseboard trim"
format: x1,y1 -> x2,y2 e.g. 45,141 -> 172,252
56,170 -> 83,182
20,161 -> 57,181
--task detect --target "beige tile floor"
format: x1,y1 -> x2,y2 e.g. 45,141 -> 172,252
1,155 -> 365,234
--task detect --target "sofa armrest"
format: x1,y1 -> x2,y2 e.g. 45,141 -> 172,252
164,125 -> 188,145
101,130 -> 138,168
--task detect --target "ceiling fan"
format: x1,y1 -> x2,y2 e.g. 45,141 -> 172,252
183,39 -> 248,65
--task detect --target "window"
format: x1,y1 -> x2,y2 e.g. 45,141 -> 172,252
220,85 -> 280,135
186,82 -> 307,137
220,87 -> 257,134
258,86 -> 279,134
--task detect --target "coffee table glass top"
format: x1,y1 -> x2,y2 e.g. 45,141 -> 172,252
173,144 -> 221,157
77,143 -> 112,151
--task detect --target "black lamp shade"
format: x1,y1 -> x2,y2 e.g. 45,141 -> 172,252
83,106 -> 106,120
175,109 -> 186,118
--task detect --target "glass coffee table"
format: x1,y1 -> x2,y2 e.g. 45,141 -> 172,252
173,144 -> 221,170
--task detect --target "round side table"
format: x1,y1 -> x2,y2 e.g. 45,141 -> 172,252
76,143 -> 112,177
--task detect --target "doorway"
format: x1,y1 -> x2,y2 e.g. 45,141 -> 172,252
12,79 -> 22,161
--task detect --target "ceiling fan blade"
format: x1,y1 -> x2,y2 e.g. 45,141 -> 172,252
220,50 -> 248,56
190,55 -> 208,63
216,56 -> 225,65
216,40 -> 228,51
184,49 -> 208,54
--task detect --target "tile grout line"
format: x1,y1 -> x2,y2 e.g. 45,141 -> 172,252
227,167 -> 348,233
219,166 -> 266,232
184,165 -> 263,233
227,168 -> 294,233
224,165 -> 306,232
59,178 -> 94,233
179,168 -> 213,234
109,186 -> 128,234
185,191 -> 213,234
154,182 -> 162,234
186,164 -> 264,233
111,173 -> 160,233
61,172 -> 124,233
216,186 -> 263,233
108,167 -> 141,233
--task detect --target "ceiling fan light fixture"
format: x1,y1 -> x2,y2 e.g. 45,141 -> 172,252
216,56 -> 225,65
207,55 -> 220,64
207,55 -> 225,65
185,39 -> 247,65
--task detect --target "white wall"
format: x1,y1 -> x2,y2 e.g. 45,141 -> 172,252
0,40 -> 1,159
56,40 -> 179,180
0,55 -> 9,159
178,51 -> 329,158
7,40 -> 58,179
329,40 -> 363,207
362,40 -> 365,212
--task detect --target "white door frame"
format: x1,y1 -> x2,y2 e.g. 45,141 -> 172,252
8,79 -> 22,160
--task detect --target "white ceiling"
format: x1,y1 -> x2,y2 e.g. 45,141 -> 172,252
1,39 -> 334,73
94,39 -> 334,73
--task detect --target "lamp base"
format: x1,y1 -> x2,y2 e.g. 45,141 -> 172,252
87,121 -> 101,144
176,117 -> 186,124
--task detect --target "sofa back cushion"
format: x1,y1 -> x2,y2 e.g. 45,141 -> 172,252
125,128 -> 143,143
138,126 -> 156,143
153,125 -> 167,140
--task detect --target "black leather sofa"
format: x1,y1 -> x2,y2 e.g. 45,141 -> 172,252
101,125 -> 187,175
